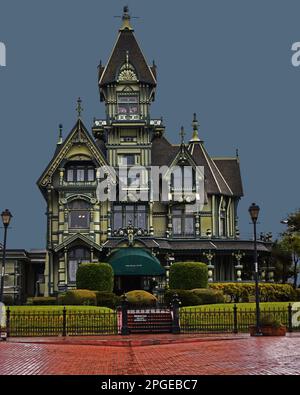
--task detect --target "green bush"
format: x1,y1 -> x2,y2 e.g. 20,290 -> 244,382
165,289 -> 201,307
96,291 -> 120,308
26,297 -> 57,306
59,289 -> 97,306
191,288 -> 224,304
125,290 -> 157,307
169,262 -> 208,290
260,316 -> 282,328
295,289 -> 300,301
76,263 -> 114,292
209,283 -> 296,303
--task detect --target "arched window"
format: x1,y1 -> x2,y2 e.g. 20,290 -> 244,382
68,247 -> 90,283
68,200 -> 90,229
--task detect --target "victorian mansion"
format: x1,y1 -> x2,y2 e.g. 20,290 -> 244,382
2,8 -> 272,301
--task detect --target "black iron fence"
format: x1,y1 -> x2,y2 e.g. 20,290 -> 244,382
5,308 -> 119,337
2,301 -> 300,337
179,304 -> 299,333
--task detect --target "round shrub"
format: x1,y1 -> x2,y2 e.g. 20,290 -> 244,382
165,289 -> 201,307
96,291 -> 120,308
125,290 -> 157,307
191,289 -> 224,304
59,289 -> 97,306
169,262 -> 208,290
76,263 -> 114,292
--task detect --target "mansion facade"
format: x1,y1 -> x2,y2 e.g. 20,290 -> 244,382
1,8 -> 272,303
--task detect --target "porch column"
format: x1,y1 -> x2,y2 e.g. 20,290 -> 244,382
149,202 -> 154,236
64,247 -> 68,288
203,251 -> 215,282
58,251 -> 66,292
232,251 -> 245,282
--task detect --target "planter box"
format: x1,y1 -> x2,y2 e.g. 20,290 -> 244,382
249,325 -> 286,336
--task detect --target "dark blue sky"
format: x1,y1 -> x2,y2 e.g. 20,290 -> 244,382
0,0 -> 300,249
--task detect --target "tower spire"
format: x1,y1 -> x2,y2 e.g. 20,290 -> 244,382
190,113 -> 201,142
120,6 -> 134,31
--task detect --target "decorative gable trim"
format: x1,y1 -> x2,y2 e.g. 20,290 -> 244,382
54,233 -> 103,253
37,119 -> 110,189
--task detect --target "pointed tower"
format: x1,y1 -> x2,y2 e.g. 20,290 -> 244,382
93,6 -> 163,169
98,6 -> 157,122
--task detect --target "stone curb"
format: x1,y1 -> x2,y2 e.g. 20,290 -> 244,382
7,335 -> 248,348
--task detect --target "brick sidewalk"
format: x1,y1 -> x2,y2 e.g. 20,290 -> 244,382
1,334 -> 300,375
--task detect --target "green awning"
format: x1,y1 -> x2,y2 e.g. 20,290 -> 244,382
108,248 -> 165,276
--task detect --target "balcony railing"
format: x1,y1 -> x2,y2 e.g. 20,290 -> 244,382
60,180 -> 97,188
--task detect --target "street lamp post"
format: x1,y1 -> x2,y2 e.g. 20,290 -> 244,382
0,209 -> 13,303
248,203 -> 262,336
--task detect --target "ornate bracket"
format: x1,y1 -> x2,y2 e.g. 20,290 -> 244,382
113,220 -> 148,246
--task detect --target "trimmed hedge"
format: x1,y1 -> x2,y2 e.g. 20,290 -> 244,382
209,283 -> 297,303
165,289 -> 202,307
26,297 -> 57,306
296,289 -> 300,301
169,262 -> 208,290
165,288 -> 224,307
125,290 -> 157,307
191,289 -> 224,304
58,289 -> 97,306
76,263 -> 114,292
96,291 -> 120,308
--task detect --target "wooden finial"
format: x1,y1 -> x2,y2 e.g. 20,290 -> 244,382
180,126 -> 185,145
57,124 -> 63,145
76,97 -> 83,118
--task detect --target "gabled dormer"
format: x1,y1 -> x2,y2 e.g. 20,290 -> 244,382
98,6 -> 157,123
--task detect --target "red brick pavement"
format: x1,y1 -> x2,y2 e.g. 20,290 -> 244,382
0,335 -> 300,375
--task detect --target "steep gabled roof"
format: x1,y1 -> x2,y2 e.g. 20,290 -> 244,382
99,29 -> 157,87
151,135 -> 178,166
213,158 -> 244,197
37,118 -> 110,192
189,142 -> 233,196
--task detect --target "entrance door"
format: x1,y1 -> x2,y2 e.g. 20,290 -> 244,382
120,276 -> 142,293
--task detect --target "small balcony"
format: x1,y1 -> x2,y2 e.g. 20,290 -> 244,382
59,180 -> 97,189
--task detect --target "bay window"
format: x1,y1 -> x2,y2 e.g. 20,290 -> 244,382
68,200 -> 90,229
112,204 -> 148,231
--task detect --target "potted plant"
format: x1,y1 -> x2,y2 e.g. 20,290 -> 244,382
250,316 -> 286,336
